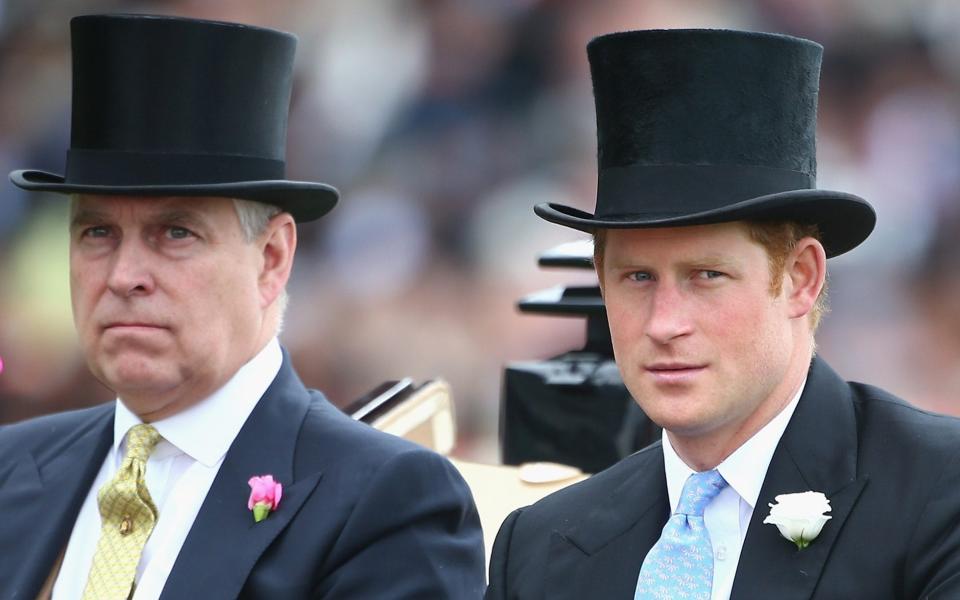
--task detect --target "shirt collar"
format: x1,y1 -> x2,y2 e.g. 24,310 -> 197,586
662,375 -> 807,512
113,338 -> 283,467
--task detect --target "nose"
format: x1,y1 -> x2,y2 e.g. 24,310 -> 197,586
643,281 -> 694,345
106,238 -> 155,297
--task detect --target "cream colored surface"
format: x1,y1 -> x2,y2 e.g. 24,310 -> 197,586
449,459 -> 588,565
370,379 -> 456,455
362,378 -> 589,567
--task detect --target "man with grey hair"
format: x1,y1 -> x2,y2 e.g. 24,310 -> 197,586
1,14 -> 484,599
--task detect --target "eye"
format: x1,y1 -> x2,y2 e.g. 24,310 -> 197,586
697,270 -> 726,280
165,226 -> 195,240
82,225 -> 111,238
628,271 -> 653,282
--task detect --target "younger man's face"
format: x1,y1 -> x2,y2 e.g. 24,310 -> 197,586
600,221 -> 802,453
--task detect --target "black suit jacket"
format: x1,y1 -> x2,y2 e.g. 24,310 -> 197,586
486,358 -> 960,599
0,355 -> 486,599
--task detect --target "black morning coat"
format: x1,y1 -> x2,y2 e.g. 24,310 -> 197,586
486,357 -> 960,599
0,352 -> 486,598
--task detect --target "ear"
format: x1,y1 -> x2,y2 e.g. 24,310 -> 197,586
784,237 -> 826,320
257,213 -> 297,309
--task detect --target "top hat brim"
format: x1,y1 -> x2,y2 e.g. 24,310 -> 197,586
11,169 -> 338,223
536,188 -> 875,258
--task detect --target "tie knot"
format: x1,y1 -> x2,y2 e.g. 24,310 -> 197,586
124,423 -> 162,463
676,469 -> 727,517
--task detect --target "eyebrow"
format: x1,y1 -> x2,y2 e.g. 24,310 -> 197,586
70,208 -> 110,230
151,209 -> 207,228
682,256 -> 741,270
605,255 -> 742,271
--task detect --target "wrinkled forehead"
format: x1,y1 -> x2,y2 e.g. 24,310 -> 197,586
71,193 -> 234,212
69,193 -> 242,226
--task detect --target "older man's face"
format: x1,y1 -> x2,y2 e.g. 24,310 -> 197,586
70,195 -> 271,420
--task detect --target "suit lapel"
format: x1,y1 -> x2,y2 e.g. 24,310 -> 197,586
545,445 -> 669,599
160,356 -> 323,600
3,407 -> 113,599
731,358 -> 868,599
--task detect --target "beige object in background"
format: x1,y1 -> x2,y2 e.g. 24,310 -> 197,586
351,378 -> 589,566
450,459 -> 588,566
367,379 -> 457,455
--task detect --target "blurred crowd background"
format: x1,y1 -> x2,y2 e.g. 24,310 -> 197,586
1,0 -> 958,461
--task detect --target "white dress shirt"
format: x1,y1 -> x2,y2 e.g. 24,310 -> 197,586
660,377 -> 806,600
53,338 -> 282,600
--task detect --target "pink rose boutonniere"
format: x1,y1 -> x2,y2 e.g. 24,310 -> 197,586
248,475 -> 282,523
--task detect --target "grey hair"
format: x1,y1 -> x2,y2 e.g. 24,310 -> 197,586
232,199 -> 290,332
232,198 -> 282,242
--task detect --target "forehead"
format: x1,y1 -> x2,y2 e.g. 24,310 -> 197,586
602,221 -> 762,263
71,194 -> 238,223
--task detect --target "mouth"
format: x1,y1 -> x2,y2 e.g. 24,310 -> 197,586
102,322 -> 168,333
644,363 -> 708,383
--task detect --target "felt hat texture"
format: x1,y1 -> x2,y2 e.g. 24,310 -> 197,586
536,29 -> 875,257
10,14 -> 338,222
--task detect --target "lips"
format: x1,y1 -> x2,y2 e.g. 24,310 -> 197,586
644,362 -> 707,383
646,362 -> 706,372
102,321 -> 168,332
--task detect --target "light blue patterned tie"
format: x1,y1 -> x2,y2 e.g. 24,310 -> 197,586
635,469 -> 728,600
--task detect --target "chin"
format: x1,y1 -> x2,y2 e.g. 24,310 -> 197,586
641,400 -> 716,434
97,360 -> 177,396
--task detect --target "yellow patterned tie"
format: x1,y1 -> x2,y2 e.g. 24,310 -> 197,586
82,423 -> 163,600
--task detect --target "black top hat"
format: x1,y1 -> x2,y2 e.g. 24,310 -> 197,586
536,29 -> 875,257
10,14 -> 337,222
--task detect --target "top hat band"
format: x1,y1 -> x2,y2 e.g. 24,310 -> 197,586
66,148 -> 285,186
596,163 -> 815,219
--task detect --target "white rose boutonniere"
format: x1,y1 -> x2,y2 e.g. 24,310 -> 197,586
763,491 -> 832,549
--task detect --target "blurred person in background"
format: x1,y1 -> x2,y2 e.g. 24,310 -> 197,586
485,29 -> 960,599
0,13 -> 483,599
2,0 -> 958,464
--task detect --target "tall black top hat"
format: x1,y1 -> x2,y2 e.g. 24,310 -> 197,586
536,29 -> 875,257
10,14 -> 337,222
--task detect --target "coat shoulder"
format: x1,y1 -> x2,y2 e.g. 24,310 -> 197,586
835,380 -> 960,595
850,381 -> 960,455
289,389 -> 476,515
486,441 -> 665,599
0,404 -> 112,462
513,440 -> 663,530
278,389 -> 486,597
294,389 -> 451,470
